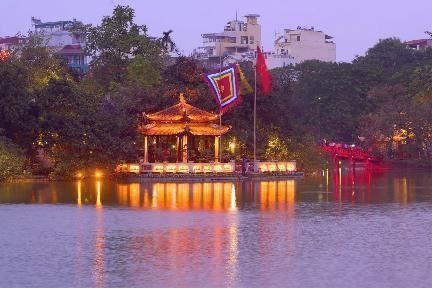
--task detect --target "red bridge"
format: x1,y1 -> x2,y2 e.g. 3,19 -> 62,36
320,145 -> 382,168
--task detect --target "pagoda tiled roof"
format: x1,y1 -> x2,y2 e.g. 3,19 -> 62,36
139,123 -> 230,136
144,95 -> 219,123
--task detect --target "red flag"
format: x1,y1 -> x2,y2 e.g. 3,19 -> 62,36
256,46 -> 272,96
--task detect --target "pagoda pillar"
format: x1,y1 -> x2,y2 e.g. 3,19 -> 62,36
215,136 -> 220,163
182,135 -> 188,163
144,136 -> 148,163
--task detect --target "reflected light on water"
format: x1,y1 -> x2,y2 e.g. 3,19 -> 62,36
3,171 -> 432,288
96,181 -> 102,209
94,180 -> 104,287
77,181 -> 82,207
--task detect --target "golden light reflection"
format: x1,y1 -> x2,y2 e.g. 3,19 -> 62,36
393,177 -> 414,204
111,180 -> 299,211
130,183 -> 140,208
77,181 -> 82,207
96,181 -> 102,209
326,168 -> 329,193
94,199 -> 104,288
229,184 -> 237,212
259,181 -> 295,213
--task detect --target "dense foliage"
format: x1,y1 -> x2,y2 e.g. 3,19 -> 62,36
1,6 -> 432,179
0,134 -> 26,181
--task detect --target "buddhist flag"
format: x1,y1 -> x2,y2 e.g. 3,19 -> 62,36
203,65 -> 241,114
236,64 -> 253,96
256,46 -> 272,96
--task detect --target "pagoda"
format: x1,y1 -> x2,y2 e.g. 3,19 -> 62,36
140,94 -> 231,163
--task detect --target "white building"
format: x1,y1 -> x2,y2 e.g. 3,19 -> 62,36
274,27 -> 336,64
32,17 -> 88,73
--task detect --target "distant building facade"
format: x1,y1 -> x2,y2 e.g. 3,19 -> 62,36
405,39 -> 432,51
0,36 -> 26,51
193,14 -> 261,68
274,27 -> 336,64
194,17 -> 336,69
32,17 -> 89,73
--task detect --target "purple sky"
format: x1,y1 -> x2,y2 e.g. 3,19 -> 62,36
1,0 -> 431,62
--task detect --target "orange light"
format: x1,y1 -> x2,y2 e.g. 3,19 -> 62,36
203,165 -> 212,173
129,164 -> 140,174
278,164 -> 287,172
0,50 -> 10,61
287,163 -> 296,172
268,164 -> 277,172
178,165 -> 190,173
76,172 -> 83,178
153,165 -> 164,173
166,165 -> 177,173
259,164 -> 268,172
214,164 -> 223,173
223,164 -> 233,172
193,165 -> 203,173
95,171 -> 102,178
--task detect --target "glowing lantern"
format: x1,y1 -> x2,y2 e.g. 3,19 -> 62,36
178,165 -> 190,173
203,165 -> 212,173
278,163 -> 287,172
129,164 -> 140,174
192,165 -> 203,173
166,165 -> 177,173
268,164 -> 277,172
214,164 -> 223,173
223,164 -> 233,172
286,162 -> 296,172
153,165 -> 164,173
259,164 -> 268,172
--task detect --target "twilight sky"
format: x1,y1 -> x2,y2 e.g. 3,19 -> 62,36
1,0 -> 431,62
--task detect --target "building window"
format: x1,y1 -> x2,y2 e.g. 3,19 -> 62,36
241,36 -> 248,44
297,35 -> 301,41
250,36 -> 254,44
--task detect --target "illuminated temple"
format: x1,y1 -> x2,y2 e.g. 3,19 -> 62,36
116,94 -> 297,174
136,94 -> 234,173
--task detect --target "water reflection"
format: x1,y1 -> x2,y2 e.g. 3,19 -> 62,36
1,170 -> 432,208
2,171 -> 432,288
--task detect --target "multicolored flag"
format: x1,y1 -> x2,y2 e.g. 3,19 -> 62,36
203,65 -> 241,114
256,46 -> 272,96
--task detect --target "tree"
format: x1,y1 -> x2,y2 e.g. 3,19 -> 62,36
86,5 -> 165,88
0,61 -> 36,150
292,60 -> 370,141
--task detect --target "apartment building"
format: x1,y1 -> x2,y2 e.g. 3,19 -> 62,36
274,27 -> 336,64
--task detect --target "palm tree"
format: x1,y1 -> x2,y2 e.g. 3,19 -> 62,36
160,30 -> 179,55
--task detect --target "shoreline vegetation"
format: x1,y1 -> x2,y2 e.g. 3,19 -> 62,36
1,5 -> 432,183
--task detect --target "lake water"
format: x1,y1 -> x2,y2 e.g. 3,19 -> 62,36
1,169 -> 432,288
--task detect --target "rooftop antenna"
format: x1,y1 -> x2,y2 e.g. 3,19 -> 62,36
236,10 -> 238,21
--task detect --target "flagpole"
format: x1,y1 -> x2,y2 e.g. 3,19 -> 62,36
253,60 -> 257,167
219,46 -> 223,163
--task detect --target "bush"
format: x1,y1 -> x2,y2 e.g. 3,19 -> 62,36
0,136 -> 26,181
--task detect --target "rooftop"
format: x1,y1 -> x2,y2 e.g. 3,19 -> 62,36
144,94 -> 219,123
55,44 -> 85,55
